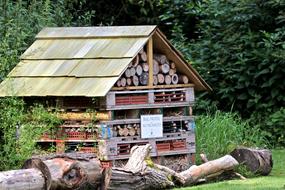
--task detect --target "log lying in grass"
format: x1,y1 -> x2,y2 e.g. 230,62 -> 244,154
103,144 -> 240,189
0,145 -> 272,190
230,147 -> 273,175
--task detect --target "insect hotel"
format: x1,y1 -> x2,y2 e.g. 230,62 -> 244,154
0,26 -> 211,170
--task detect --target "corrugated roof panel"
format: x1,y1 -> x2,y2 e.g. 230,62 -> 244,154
9,60 -> 79,77
0,77 -> 119,97
36,26 -> 156,39
21,38 -> 148,60
70,58 -> 131,77
9,59 -> 131,77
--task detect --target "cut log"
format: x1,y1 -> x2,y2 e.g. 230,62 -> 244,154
178,75 -> 189,84
154,54 -> 169,65
157,73 -> 165,84
153,75 -> 158,85
132,55 -> 139,67
118,125 -> 129,137
169,68 -> 176,76
170,61 -> 176,69
165,75 -> 172,85
121,78 -> 127,87
103,145 -> 175,190
139,51 -> 147,62
125,69 -> 131,78
126,78 -> 132,86
22,153 -> 102,190
171,74 -> 179,84
180,155 -> 239,185
128,125 -> 136,136
139,72 -> 148,86
132,75 -> 139,86
0,168 -> 46,190
230,147 -> 273,176
130,67 -> 136,77
116,80 -> 121,87
135,65 -> 143,76
153,59 -> 159,75
160,64 -> 170,74
141,62 -> 149,72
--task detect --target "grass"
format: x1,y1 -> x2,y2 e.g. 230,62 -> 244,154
176,149 -> 285,190
195,111 -> 267,163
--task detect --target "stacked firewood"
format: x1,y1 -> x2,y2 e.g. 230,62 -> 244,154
112,124 -> 141,137
116,49 -> 189,87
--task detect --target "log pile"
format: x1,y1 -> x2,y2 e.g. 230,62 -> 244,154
0,146 -> 273,190
116,50 -> 189,87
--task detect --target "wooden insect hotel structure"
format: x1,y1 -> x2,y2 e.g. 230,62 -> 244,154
0,26 -> 211,171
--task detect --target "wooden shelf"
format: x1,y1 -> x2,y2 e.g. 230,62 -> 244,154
107,101 -> 193,110
101,116 -> 194,125
111,84 -> 194,91
37,139 -> 98,143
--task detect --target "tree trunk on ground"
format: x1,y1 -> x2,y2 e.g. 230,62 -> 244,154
23,153 -> 102,190
103,145 -> 240,189
230,147 -> 273,175
0,168 -> 46,190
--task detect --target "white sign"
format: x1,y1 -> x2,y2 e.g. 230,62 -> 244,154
141,114 -> 163,139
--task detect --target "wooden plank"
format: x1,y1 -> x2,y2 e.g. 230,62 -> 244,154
111,83 -> 194,91
106,101 -> 194,110
147,37 -> 153,87
153,30 -> 211,91
101,116 -> 194,125
111,87 -> 192,94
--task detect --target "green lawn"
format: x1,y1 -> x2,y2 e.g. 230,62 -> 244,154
176,150 -> 285,190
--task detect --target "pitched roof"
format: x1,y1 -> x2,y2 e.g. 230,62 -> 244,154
0,25 -> 210,97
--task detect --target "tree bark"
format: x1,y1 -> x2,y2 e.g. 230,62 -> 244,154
230,147 -> 273,175
23,153 -> 102,190
0,168 -> 46,190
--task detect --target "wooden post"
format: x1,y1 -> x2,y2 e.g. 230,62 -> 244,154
147,38 -> 153,87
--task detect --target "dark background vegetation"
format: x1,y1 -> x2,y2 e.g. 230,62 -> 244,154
0,0 -> 284,169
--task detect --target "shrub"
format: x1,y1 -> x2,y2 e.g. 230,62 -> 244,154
0,98 -> 62,170
195,111 -> 267,163
252,107 -> 285,148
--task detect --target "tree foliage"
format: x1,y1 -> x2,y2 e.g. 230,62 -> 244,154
189,0 -> 285,116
